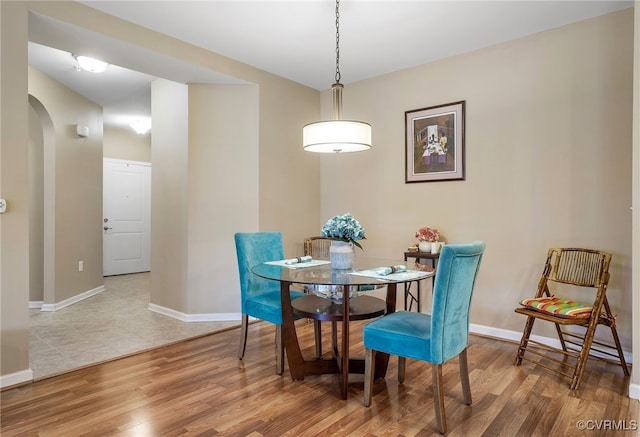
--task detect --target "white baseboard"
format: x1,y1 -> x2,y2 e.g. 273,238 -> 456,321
470,323 -> 523,343
629,383 -> 640,400
470,323 -> 633,364
0,368 -> 33,389
29,301 -> 44,309
147,303 -> 241,322
40,285 -> 106,312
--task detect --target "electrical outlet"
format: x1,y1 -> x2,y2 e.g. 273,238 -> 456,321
0,199 -> 6,213
78,261 -> 84,272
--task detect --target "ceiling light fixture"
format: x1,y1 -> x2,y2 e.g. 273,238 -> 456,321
74,55 -> 109,73
129,119 -> 151,135
302,0 -> 371,153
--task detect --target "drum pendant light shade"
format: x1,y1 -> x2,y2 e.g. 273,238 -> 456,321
302,0 -> 371,153
303,120 -> 371,153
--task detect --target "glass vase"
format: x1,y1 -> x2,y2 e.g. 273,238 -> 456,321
329,240 -> 354,269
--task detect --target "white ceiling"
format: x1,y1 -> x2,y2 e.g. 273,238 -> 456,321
28,0 -> 633,131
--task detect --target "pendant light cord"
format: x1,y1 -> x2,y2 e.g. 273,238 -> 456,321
335,0 -> 341,84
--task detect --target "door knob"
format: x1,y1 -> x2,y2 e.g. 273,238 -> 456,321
104,226 -> 112,231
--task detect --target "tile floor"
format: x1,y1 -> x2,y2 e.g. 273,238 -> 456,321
29,272 -> 239,379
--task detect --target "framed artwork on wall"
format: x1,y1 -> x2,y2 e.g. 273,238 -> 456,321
405,101 -> 465,183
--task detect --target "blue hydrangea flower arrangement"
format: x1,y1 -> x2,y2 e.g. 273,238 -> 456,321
321,213 -> 366,249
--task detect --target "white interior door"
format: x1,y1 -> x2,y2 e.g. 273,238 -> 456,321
103,158 -> 151,276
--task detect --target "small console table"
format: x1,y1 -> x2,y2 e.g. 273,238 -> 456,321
403,251 -> 440,312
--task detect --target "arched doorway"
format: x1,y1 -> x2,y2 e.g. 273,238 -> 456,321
28,95 -> 55,307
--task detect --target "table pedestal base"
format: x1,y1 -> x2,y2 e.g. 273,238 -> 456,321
281,282 -> 398,399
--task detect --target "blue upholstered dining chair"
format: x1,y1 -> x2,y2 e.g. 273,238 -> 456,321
363,241 -> 485,435
234,232 -> 306,375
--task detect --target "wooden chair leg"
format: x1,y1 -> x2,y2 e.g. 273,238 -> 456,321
238,314 -> 249,360
331,321 -> 338,350
314,320 -> 323,359
514,315 -> 535,366
554,322 -> 569,352
610,323 -> 630,376
570,320 -> 601,390
363,348 -> 376,407
276,324 -> 284,375
398,356 -> 406,383
432,363 -> 447,434
602,299 -> 630,376
459,348 -> 472,405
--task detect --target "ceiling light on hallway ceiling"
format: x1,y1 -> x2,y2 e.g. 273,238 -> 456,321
302,0 -> 371,153
130,119 -> 151,135
74,55 -> 109,73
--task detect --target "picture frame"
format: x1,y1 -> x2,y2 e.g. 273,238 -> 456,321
405,101 -> 465,183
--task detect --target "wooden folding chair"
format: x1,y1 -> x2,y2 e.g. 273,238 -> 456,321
514,248 -> 629,389
304,236 -> 332,260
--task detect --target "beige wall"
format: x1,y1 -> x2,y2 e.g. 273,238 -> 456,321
28,94 -> 57,306
321,9 -> 634,349
29,103 -> 44,302
103,125 -> 151,162
150,79 -> 190,313
28,67 -> 104,305
631,0 -> 639,394
257,75 -> 322,256
187,84 -> 259,315
1,0 -> 31,380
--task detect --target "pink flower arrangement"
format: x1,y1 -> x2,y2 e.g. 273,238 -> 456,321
415,226 -> 440,242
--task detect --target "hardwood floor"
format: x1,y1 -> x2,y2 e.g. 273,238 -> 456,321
1,320 -> 637,436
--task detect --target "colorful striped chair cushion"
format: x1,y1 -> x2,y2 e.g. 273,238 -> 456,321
520,296 -> 592,319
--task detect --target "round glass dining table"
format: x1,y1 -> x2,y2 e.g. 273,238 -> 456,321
252,257 -> 433,400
